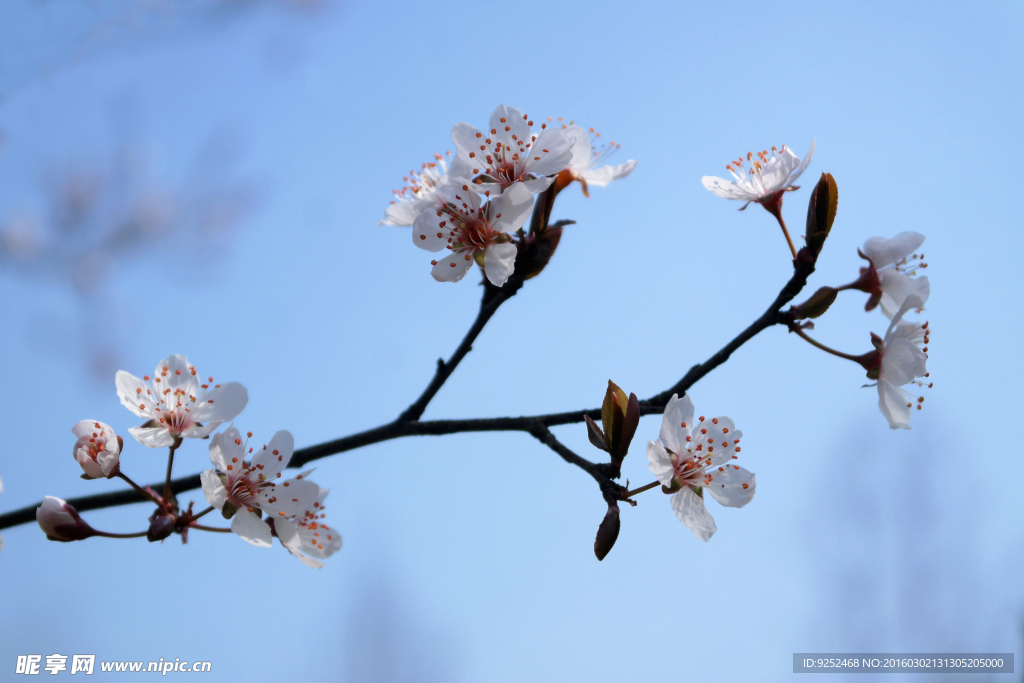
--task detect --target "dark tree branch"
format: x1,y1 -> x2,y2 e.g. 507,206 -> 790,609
398,279 -> 521,423
0,248 -> 818,532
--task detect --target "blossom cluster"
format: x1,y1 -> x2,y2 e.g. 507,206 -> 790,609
381,104 -> 636,286
701,144 -> 931,430
34,354 -> 341,568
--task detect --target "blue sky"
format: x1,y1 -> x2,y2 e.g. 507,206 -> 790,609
0,1 -> 1021,681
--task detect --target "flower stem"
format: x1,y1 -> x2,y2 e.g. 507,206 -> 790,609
624,480 -> 661,498
116,472 -> 162,505
791,324 -> 866,363
92,529 -> 149,539
191,506 -> 215,522
163,444 -> 178,505
759,192 -> 798,261
190,524 -> 231,533
774,212 -> 798,261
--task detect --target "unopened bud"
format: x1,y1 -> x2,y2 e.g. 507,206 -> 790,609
805,172 -> 838,257
520,221 -> 571,280
36,496 -> 94,542
147,514 -> 175,543
601,380 -> 640,465
594,503 -> 621,561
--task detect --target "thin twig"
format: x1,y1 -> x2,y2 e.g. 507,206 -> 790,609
398,281 -> 521,422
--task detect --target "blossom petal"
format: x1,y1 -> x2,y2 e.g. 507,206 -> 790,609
563,125 -> 592,169
128,426 -> 175,449
862,232 -> 925,269
412,208 -> 452,252
659,393 -> 694,454
580,160 -> 637,187
274,517 -> 302,551
74,449 -> 104,478
526,126 -> 574,176
288,549 -> 326,569
788,139 -> 815,185
882,338 -> 927,387
195,382 -> 248,423
701,175 -> 760,201
878,379 -> 913,430
760,149 -> 800,191
208,427 -> 244,471
490,104 -> 531,151
646,440 -> 676,489
159,354 -> 200,395
670,488 -> 717,541
518,176 -> 555,194
451,122 -> 486,167
200,468 -> 228,511
431,251 -> 474,283
884,295 -> 926,340
488,181 -> 534,234
251,430 -> 294,476
231,509 -> 272,547
878,272 -> 930,319
483,242 -> 517,287
181,422 -> 220,440
705,466 -> 756,508
381,199 -> 431,227
97,449 -> 120,477
115,371 -> 154,419
260,478 -> 319,518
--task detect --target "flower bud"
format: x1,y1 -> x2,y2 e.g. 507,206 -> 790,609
147,513 -> 175,543
518,220 -> 572,281
36,496 -> 94,542
601,380 -> 640,466
593,502 -> 620,561
71,420 -> 121,479
804,172 -> 838,257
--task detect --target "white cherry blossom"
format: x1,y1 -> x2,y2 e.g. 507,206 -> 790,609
701,141 -> 815,207
646,394 -> 755,541
413,180 -> 533,286
451,104 -> 575,195
379,152 -> 471,227
116,354 -> 248,448
200,427 -> 319,547
274,486 -> 342,569
876,295 -> 931,430
71,420 -> 121,479
560,124 -> 636,196
861,232 -> 930,319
